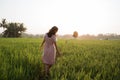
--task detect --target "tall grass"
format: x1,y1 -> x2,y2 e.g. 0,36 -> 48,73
0,38 -> 120,80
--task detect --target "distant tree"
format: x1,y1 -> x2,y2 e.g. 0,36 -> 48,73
0,19 -> 26,37
73,31 -> 78,38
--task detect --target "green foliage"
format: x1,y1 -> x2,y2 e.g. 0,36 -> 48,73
0,38 -> 120,80
0,19 -> 26,37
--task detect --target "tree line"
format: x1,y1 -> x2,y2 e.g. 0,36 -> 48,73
79,33 -> 120,40
0,19 -> 120,39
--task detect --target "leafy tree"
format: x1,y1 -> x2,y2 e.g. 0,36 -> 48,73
0,19 -> 8,29
0,19 -> 26,37
73,31 -> 78,38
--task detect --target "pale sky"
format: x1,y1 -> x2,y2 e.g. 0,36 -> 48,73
0,0 -> 120,35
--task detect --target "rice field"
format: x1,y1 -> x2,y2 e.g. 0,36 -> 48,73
0,38 -> 120,80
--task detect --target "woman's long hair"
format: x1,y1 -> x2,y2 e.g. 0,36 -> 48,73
47,26 -> 58,37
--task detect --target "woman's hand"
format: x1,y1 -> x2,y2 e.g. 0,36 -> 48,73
39,46 -> 43,51
56,51 -> 61,57
40,39 -> 45,51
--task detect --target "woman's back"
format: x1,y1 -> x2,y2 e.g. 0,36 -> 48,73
44,34 -> 56,47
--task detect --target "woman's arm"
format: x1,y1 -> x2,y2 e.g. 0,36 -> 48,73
54,41 -> 60,55
51,35 -> 60,55
40,39 -> 45,49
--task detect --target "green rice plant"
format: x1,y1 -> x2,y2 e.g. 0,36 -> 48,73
0,38 -> 120,80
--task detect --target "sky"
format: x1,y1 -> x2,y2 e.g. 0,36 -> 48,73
0,0 -> 120,35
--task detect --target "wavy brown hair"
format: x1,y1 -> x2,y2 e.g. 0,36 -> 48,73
47,26 -> 58,37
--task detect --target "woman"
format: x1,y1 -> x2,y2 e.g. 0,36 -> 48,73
40,26 -> 60,76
